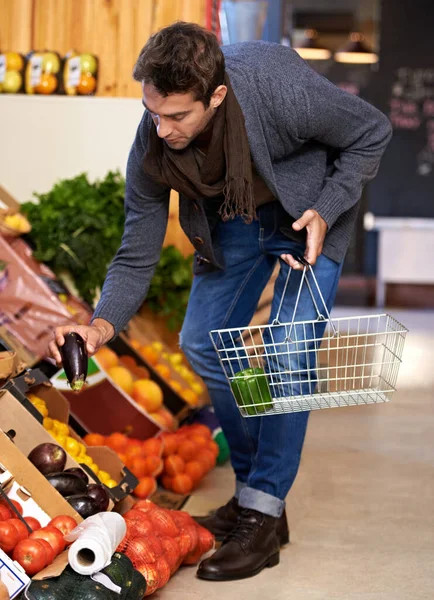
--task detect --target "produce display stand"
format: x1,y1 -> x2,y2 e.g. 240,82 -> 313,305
1,370 -> 138,502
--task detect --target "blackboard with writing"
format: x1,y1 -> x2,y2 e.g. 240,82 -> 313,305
367,0 -> 434,219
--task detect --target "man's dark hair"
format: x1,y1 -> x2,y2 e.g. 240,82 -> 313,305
133,21 -> 225,107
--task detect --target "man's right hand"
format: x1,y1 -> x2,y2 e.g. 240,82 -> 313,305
48,318 -> 115,365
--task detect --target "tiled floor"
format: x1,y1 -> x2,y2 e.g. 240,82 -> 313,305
156,308 -> 434,600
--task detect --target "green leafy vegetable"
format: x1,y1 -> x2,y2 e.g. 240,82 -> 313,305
22,172 -> 125,306
22,172 -> 194,330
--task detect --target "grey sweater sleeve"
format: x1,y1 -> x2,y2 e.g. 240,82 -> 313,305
92,113 -> 170,335
269,46 -> 392,229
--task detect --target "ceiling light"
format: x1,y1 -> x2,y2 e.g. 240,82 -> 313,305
294,29 -> 332,61
335,33 -> 378,64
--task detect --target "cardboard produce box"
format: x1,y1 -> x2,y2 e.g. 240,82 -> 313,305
2,370 -> 137,502
52,350 -> 171,439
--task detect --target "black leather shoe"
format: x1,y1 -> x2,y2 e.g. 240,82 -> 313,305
194,496 -> 290,545
197,508 -> 280,581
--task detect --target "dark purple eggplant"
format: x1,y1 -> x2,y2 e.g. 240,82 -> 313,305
67,494 -> 100,518
46,472 -> 88,497
60,332 -> 88,392
28,443 -> 67,475
87,484 -> 110,512
64,467 -> 89,484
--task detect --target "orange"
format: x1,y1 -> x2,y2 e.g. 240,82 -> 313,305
138,345 -> 159,366
119,355 -> 137,371
185,460 -> 205,485
142,438 -> 163,457
77,73 -> 96,95
106,432 -> 128,453
207,439 -> 220,457
133,476 -> 157,499
161,433 -> 180,457
177,439 -> 198,462
168,379 -> 183,393
83,433 -> 106,446
189,424 -> 212,439
117,452 -> 128,465
132,379 -> 163,412
107,366 -> 134,395
125,445 -> 144,464
130,365 -> 150,380
95,346 -> 118,370
190,434 -> 208,448
35,73 -> 57,94
150,408 -> 175,430
143,455 -> 164,477
164,455 -> 185,476
172,473 -> 193,495
197,449 -> 216,473
154,363 -> 171,379
180,389 -> 200,407
161,475 -> 174,490
129,457 -> 148,478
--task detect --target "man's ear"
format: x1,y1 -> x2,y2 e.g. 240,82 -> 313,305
210,85 -> 227,109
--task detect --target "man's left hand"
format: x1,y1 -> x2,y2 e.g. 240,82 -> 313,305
280,209 -> 328,270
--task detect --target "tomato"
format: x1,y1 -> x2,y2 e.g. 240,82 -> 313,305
7,519 -> 29,542
0,505 -> 12,521
37,538 -> 55,565
29,526 -> 65,556
49,515 -> 77,537
0,521 -> 19,553
24,517 -> 41,532
13,539 -> 47,575
1,499 -> 23,516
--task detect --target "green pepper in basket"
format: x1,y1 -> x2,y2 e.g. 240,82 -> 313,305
230,368 -> 273,415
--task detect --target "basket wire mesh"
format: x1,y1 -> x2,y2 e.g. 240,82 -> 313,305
210,259 -> 408,417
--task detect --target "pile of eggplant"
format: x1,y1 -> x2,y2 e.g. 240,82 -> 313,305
28,443 -> 110,518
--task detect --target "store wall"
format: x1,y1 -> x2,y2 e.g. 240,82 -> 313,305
0,0 -> 206,98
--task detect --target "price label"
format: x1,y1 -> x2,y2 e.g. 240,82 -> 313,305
67,56 -> 81,88
30,55 -> 43,87
0,55 -> 5,83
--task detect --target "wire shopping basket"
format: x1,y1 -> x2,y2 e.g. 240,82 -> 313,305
209,258 -> 408,417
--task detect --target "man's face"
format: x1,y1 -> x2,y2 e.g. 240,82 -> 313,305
142,82 -> 225,150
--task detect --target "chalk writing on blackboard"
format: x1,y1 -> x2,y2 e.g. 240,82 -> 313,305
389,67 -> 434,176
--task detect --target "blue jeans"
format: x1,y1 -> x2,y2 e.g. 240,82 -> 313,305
180,202 -> 343,518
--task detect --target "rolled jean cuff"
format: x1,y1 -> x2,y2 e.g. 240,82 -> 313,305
235,480 -> 247,499
238,486 -> 285,518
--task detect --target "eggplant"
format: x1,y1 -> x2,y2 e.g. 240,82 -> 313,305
64,467 -> 89,484
46,472 -> 88,497
67,494 -> 100,519
60,332 -> 88,392
28,443 -> 67,475
87,484 -> 110,512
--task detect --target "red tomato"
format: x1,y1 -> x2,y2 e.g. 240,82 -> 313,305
0,499 -> 22,516
9,500 -> 23,515
24,517 -> 41,532
29,526 -> 65,556
37,538 -> 55,565
0,505 -> 12,521
12,539 -> 47,575
49,515 -> 77,537
0,521 -> 19,553
7,519 -> 29,542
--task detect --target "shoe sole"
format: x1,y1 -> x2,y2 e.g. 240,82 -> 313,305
197,552 -> 280,582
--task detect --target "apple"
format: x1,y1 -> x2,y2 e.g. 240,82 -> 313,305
5,52 -> 24,72
42,52 -> 60,74
3,70 -> 22,93
80,53 -> 97,75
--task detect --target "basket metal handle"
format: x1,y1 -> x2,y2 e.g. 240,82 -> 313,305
272,256 -> 339,341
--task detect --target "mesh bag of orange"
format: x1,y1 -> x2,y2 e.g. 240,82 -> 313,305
118,500 -> 214,595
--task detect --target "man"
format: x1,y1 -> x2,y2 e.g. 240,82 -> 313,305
50,22 -> 392,581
